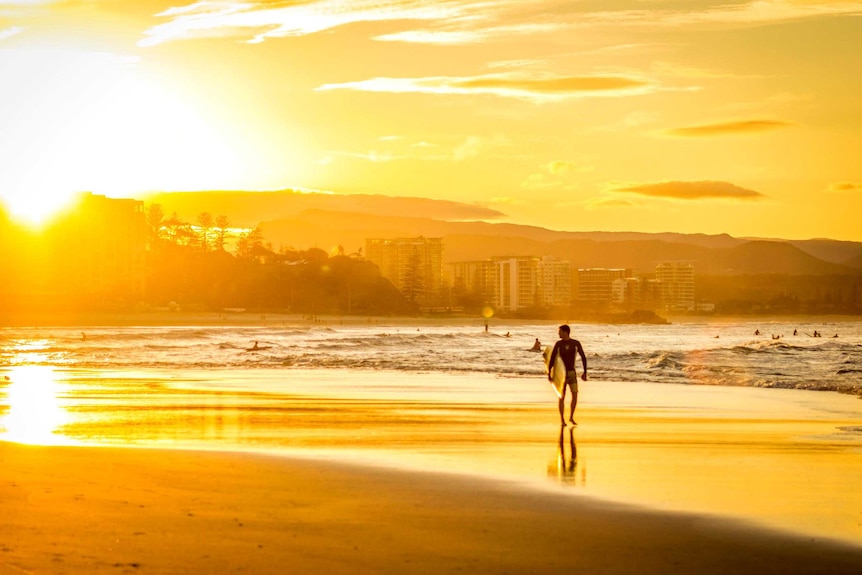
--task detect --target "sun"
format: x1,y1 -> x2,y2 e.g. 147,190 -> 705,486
1,189 -> 79,228
0,47 -> 248,217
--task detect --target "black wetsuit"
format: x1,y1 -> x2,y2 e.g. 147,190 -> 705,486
549,338 -> 587,376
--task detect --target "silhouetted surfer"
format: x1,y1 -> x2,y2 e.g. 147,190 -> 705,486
548,324 -> 587,427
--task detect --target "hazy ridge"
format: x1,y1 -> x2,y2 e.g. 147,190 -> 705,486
145,191 -> 862,275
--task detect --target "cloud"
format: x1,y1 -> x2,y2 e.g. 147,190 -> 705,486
586,197 -> 636,210
665,119 -> 795,137
521,159 -> 589,190
828,182 -> 862,192
610,180 -> 766,200
138,1 -> 862,47
139,0 -> 486,47
584,2 -> 862,29
0,26 -> 23,41
325,134 -> 508,164
317,73 -> 655,102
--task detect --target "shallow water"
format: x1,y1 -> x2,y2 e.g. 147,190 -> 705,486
1,318 -> 860,394
2,318 -> 862,546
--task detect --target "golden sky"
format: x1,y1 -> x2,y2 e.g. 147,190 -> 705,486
1,1 -> 861,239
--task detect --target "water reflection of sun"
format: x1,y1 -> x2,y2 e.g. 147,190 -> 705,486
0,366 -> 75,445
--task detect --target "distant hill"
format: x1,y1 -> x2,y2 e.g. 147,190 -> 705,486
788,239 -> 862,267
138,190 -> 860,276
254,210 -> 852,276
141,190 -> 504,227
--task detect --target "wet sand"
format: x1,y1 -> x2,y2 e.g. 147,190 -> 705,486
2,366 -> 862,573
3,440 -> 862,575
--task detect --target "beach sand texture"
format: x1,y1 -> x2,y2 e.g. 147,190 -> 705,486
2,366 -> 862,574
3,441 -> 862,575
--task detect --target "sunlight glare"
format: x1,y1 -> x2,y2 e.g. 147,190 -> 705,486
0,47 -> 247,217
0,365 -> 74,445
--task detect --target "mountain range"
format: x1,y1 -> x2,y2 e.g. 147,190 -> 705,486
142,190 -> 862,276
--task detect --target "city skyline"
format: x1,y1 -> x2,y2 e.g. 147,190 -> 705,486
1,1 -> 861,240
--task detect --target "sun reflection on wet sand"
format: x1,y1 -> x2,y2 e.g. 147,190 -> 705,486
0,365 -> 75,445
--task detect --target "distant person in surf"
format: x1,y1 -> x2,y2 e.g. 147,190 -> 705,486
531,338 -> 542,351
251,341 -> 259,350
548,324 -> 587,427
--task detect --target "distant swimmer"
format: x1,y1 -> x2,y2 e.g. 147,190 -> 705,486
793,329 -> 798,336
833,334 -> 839,338
754,329 -> 760,336
505,331 -> 511,338
81,332 -> 87,341
530,338 -> 542,351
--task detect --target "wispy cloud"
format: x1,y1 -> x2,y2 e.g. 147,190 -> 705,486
521,159 -> 589,191
584,1 -> 862,29
138,1 -> 862,47
586,197 -> 636,210
317,73 -> 655,102
139,0 -> 491,47
828,182 -> 862,192
0,26 -> 23,41
666,119 -> 795,137
325,134 -> 509,164
610,180 -> 766,200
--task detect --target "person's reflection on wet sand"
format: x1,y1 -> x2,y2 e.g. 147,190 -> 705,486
547,426 -> 584,486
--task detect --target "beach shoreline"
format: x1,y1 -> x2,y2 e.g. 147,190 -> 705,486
3,309 -> 860,329
3,440 -> 862,575
2,367 -> 861,548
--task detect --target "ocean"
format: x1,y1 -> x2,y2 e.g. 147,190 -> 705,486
1,317 -> 861,451
2,318 -> 860,394
3,317 -> 862,545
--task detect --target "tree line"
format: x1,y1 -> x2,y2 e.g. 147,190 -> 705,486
0,202 -> 414,316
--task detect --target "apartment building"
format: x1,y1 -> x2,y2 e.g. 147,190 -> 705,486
450,255 -> 573,311
51,192 -> 147,302
365,237 -> 443,308
655,261 -> 696,311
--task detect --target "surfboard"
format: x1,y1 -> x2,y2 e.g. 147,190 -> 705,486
244,345 -> 272,352
542,345 -> 566,398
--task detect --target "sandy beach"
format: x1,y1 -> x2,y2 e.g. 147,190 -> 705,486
2,364 -> 862,573
2,440 -> 862,575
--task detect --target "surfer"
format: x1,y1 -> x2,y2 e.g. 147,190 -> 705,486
548,324 -> 588,427
530,338 -> 542,351
251,341 -> 259,350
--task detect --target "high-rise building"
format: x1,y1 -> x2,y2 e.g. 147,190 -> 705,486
365,237 -> 443,308
449,255 -> 572,311
576,268 -> 632,303
538,256 -> 572,307
491,256 -> 540,311
50,192 -> 146,304
655,261 -> 695,311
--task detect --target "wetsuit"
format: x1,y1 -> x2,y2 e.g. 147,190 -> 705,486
549,338 -> 587,389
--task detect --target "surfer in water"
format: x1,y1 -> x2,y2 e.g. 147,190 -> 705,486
548,324 -> 588,427
530,338 -> 542,351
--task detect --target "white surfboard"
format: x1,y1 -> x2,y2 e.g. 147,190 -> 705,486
542,345 -> 566,398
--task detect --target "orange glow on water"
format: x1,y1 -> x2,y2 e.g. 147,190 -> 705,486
0,366 -> 73,445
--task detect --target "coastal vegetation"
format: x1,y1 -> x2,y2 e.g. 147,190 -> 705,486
0,200 -> 860,318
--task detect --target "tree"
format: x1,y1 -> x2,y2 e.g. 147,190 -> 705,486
145,204 -> 165,250
214,215 -> 230,252
235,226 -> 270,261
197,212 -> 214,252
402,247 -> 425,307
